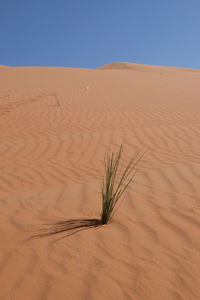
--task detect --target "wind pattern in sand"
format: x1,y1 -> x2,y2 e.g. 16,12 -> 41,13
0,63 -> 200,300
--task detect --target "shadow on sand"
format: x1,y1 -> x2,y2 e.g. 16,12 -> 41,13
32,218 -> 102,242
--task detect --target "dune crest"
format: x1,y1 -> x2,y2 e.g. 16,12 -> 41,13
98,61 -> 200,72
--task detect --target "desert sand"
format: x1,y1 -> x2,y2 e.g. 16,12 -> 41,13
0,62 -> 200,300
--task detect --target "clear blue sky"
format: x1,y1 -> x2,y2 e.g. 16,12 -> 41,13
1,0 -> 200,69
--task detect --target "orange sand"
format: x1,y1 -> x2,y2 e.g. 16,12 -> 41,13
0,62 -> 200,300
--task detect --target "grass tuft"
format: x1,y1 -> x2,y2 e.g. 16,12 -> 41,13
31,145 -> 144,242
101,145 -> 144,224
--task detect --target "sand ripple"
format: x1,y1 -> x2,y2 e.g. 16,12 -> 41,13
0,65 -> 200,299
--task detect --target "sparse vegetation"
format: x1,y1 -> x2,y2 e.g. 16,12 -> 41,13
33,145 -> 144,241
101,145 -> 143,224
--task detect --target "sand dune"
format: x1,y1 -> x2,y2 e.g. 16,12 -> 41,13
0,63 -> 200,299
99,61 -> 200,73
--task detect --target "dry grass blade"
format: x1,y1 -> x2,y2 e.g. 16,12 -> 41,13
101,145 -> 144,224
